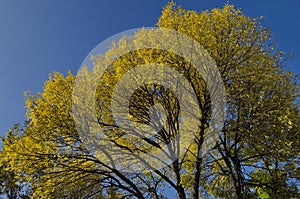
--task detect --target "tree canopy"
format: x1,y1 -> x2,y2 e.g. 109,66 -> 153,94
1,2 -> 299,199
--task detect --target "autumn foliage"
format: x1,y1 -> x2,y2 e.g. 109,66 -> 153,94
1,3 -> 299,199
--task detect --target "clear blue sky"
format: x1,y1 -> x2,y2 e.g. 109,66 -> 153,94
0,0 -> 299,141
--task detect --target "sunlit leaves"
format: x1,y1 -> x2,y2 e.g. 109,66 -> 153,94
0,2 -> 299,199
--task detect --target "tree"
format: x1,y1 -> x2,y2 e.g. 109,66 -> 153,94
1,2 -> 299,199
156,3 -> 299,198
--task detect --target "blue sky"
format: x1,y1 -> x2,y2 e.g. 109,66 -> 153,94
0,0 -> 299,141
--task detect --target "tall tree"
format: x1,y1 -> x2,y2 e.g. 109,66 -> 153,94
1,3 -> 299,199
157,3 -> 299,198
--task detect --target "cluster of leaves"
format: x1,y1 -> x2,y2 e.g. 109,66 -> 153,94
0,125 -> 31,199
1,2 -> 299,199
